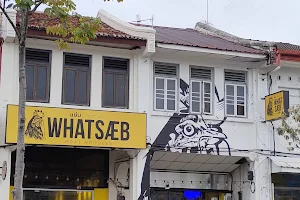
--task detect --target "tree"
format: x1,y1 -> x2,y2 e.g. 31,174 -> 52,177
278,106 -> 300,151
0,0 -> 121,199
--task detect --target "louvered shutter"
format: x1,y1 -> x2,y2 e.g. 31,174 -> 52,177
102,57 -> 129,108
63,53 -> 90,105
190,66 -> 213,114
26,49 -> 50,63
104,57 -> 128,71
225,70 -> 247,117
65,53 -> 90,67
154,62 -> 177,111
191,67 -> 212,80
154,63 -> 177,76
225,71 -> 246,83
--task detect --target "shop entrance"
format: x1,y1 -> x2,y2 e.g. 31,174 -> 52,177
23,188 -> 94,200
272,173 -> 300,200
150,189 -> 225,200
10,146 -> 109,200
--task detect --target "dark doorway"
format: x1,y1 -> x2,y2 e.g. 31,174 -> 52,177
11,146 -> 109,189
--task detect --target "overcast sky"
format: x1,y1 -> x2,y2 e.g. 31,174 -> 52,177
63,0 -> 300,45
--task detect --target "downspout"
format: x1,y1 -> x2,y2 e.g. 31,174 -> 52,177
0,38 -> 3,82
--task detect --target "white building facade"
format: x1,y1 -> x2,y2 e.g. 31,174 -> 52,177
0,8 -> 299,200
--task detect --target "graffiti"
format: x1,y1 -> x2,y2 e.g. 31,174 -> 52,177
138,79 -> 230,200
166,114 -> 230,155
215,86 -> 225,111
25,110 -> 45,140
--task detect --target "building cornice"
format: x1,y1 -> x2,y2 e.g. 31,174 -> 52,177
97,9 -> 156,57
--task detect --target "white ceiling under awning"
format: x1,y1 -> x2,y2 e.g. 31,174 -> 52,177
151,151 -> 245,173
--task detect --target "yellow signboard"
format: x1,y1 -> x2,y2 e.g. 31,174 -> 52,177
6,105 -> 146,148
265,90 -> 289,121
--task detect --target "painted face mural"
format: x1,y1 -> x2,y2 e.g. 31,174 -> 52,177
138,79 -> 229,200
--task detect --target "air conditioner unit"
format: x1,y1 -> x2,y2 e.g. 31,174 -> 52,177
225,194 -> 232,200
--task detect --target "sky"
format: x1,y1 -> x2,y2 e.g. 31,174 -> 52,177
44,0 -> 300,45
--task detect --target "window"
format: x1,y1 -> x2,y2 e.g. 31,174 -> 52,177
102,57 -> 129,108
190,67 -> 213,114
225,70 -> 247,117
154,62 -> 178,111
62,53 -> 90,106
25,49 -> 51,102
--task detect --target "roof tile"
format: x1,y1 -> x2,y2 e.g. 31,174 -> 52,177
150,25 -> 264,54
17,12 -> 144,40
276,42 -> 300,51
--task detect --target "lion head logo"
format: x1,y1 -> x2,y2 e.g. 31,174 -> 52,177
25,110 -> 45,140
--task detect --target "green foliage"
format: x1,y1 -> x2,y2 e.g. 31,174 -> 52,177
278,105 -> 300,151
3,0 -> 113,49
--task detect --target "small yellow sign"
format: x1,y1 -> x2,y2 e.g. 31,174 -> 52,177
265,91 -> 289,121
6,105 -> 146,148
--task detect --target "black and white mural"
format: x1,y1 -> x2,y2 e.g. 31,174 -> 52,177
138,79 -> 230,200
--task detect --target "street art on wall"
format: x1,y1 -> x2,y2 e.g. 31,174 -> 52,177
138,79 -> 230,200
157,79 -> 230,155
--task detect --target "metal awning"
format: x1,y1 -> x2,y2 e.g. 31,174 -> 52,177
270,156 -> 300,173
151,151 -> 244,173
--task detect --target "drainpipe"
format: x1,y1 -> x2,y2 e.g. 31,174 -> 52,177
0,38 -> 3,82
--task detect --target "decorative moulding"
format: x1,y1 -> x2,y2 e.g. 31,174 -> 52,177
97,9 -> 156,57
2,8 -> 16,43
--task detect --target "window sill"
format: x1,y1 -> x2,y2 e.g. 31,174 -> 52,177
150,111 -> 254,123
225,117 -> 254,123
151,111 -> 177,117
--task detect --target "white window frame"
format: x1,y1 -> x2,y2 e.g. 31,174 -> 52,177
190,80 -> 202,114
189,70 -> 213,115
154,76 -> 178,112
189,80 -> 213,115
225,83 -> 247,117
202,81 -> 213,115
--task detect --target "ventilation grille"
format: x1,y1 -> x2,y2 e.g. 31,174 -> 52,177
191,67 -> 212,79
65,54 -> 90,67
154,63 -> 177,76
26,49 -> 50,63
225,71 -> 246,83
104,57 -> 128,71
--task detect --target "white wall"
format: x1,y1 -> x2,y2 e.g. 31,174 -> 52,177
144,52 -> 261,154
0,38 -> 146,200
2,36 -> 293,200
0,148 -> 12,200
266,65 -> 300,154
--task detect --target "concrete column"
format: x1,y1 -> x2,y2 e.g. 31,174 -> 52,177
129,152 -> 138,200
49,50 -> 63,106
249,155 -> 272,200
127,149 -> 151,200
214,67 -> 225,119
90,54 -> 102,108
137,57 -> 151,113
109,151 -> 118,200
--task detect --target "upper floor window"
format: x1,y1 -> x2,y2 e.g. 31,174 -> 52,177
190,66 -> 213,114
225,70 -> 247,117
102,57 -> 129,108
62,53 -> 91,106
25,49 -> 51,103
154,62 -> 178,111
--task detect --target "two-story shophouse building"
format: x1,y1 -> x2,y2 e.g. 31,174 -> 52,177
1,8 -> 299,200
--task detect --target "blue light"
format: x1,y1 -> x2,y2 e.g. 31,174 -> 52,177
184,190 -> 201,199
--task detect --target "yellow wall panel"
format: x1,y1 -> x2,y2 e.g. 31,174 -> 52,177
94,188 -> 108,200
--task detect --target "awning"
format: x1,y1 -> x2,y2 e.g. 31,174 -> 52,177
151,151 -> 244,172
270,156 -> 300,173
